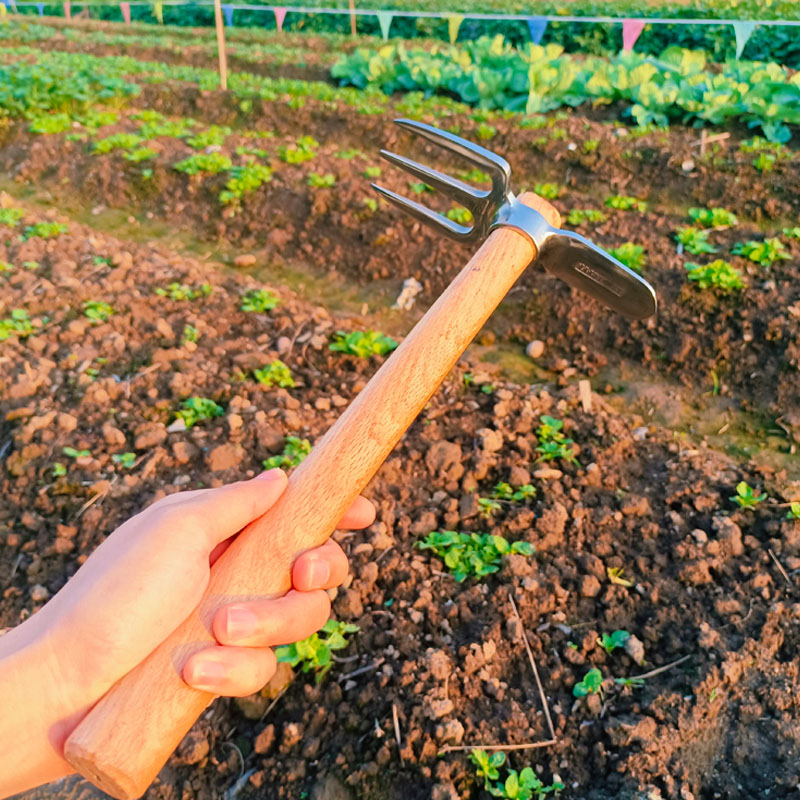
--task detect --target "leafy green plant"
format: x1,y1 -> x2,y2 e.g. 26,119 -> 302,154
62,446 -> 91,459
415,530 -> 534,582
23,222 -> 67,240
362,197 -> 378,212
93,132 -> 144,154
688,207 -> 738,228
732,238 -> 790,267
533,182 -> 564,200
241,288 -> 279,312
493,482 -> 537,502
597,630 -> 631,655
684,260 -> 745,292
605,195 -> 647,212
0,309 -> 37,341
0,208 -> 24,227
79,108 -> 119,130
363,166 -> 382,178
220,163 -> 273,205
52,462 -> 67,477
470,749 -> 564,800
753,152 -> 777,172
30,112 -> 72,134
783,227 -> 800,240
460,168 -> 491,183
112,452 -> 136,469
175,397 -> 224,428
182,324 -> 199,344
476,122 -> 497,140
614,676 -> 646,688
173,151 -> 233,175
186,125 -> 232,148
583,138 -> 599,152
335,148 -> 364,159
275,619 -> 359,682
155,283 -> 212,301
329,330 -> 398,358
278,135 -> 318,164
609,242 -> 646,272
675,226 -> 716,255
263,436 -> 312,470
470,750 -> 507,785
730,481 -> 767,509
307,172 -> 336,188
83,300 -> 114,322
478,497 -> 502,518
253,359 -> 295,388
786,502 -> 800,520
607,566 -> 634,587
535,415 -> 578,465
446,206 -> 474,225
573,667 -> 604,698
123,146 -> 157,162
566,208 -> 607,226
139,117 -> 196,140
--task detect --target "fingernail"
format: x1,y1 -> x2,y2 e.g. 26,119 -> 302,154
307,559 -> 330,587
257,468 -> 284,481
225,606 -> 258,640
191,660 -> 225,689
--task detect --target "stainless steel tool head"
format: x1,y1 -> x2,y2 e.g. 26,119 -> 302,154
374,118 -> 657,321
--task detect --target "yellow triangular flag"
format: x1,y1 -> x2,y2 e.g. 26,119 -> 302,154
153,1 -> 163,23
447,14 -> 463,45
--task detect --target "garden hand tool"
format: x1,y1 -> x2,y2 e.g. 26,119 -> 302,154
64,119 -> 657,799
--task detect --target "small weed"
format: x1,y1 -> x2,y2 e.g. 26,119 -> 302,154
52,462 -> 67,477
275,619 -> 359,682
614,676 -> 646,688
220,163 -> 273,205
62,446 -> 91,459
241,288 -> 279,313
730,481 -> 767,509
263,436 -> 311,470
307,172 -> 336,188
181,324 -> 199,344
459,168 -> 491,183
493,482 -> 537,502
173,152 -> 232,175
93,132 -> 144,154
415,530 -> 534,582
583,138 -> 599,152
175,397 -> 224,428
753,152 -> 776,172
607,566 -> 634,587
335,148 -> 364,159
573,667 -> 604,698
476,122 -> 497,140
684,260 -> 744,292
597,630 -> 630,655
83,300 -> 114,322
688,207 -> 738,229
675,226 -> 716,255
605,195 -> 647,212
112,452 -> 136,469
469,749 -> 564,799
477,497 -> 502,518
783,227 -> 800,240
123,147 -> 157,162
408,181 -> 433,194
535,415 -> 578,465
30,113 -> 72,134
609,242 -> 646,272
0,208 -> 24,227
362,197 -> 378,212
186,125 -> 232,149
253,359 -> 295,388
0,309 -> 39,340
533,182 -> 564,200
278,135 -> 318,164
363,166 -> 382,178
566,208 -> 607,226
785,502 -> 800,520
329,330 -> 398,358
155,283 -> 212,301
139,117 -> 196,139
235,145 -> 268,159
446,206 -> 474,225
732,238 -> 790,267
23,222 -> 67,240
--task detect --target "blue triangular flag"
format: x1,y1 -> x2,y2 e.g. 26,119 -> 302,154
36,1 -> 44,12
376,10 -> 393,41
527,17 -> 548,45
222,3 -> 233,26
732,20 -> 757,59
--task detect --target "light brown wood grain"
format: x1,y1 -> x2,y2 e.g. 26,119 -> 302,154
63,193 -> 560,799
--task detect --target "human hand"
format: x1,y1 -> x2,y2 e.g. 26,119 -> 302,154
0,469 -> 373,791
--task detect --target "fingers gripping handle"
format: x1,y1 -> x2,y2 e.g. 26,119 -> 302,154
63,193 -> 556,799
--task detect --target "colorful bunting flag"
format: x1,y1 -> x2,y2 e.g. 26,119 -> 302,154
63,0 -> 70,18
36,1 -> 44,13
273,5 -> 286,32
447,13 -> 463,45
621,19 -> 646,51
376,10 -> 393,41
526,17 -> 548,45
153,1 -> 162,23
120,1 -> 130,23
732,20 -> 757,59
222,3 -> 233,26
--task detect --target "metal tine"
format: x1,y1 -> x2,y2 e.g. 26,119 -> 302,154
371,183 -> 476,241
379,149 -> 488,211
393,118 -> 511,196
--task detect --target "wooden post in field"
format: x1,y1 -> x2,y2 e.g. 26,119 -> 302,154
213,0 -> 228,91
348,0 -> 356,35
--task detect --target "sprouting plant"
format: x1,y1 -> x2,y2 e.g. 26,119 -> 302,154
783,227 -> 800,240
23,222 -> 67,240
475,122 -> 497,140
30,113 -> 73,135
607,566 -> 633,587
415,530 -> 534,582
138,117 -> 196,140
253,359 -> 295,388
278,135 -> 318,164
605,195 -> 647,212
573,667 -> 604,698
566,208 -> 607,226
675,226 -> 716,255
307,172 -> 336,188
446,206 -> 474,225
363,166 -> 382,178
236,144 -> 268,159
730,481 -> 767,509
470,749 -> 507,785
688,207 -> 738,229
363,197 -> 378,212
335,148 -> 364,159
83,300 -> 114,322
124,147 -> 157,162
173,151 -> 232,175
79,108 -> 119,130
155,283 -> 212,301
470,748 -> 565,800
186,125 -> 232,149
478,497 -> 502,518
275,619 -> 359,683
219,163 -> 273,205
0,309 -> 38,340
753,152 -> 777,172
786,502 -> 800,520
614,676 -> 646,688
112,452 -> 136,469
493,482 -> 537,502
181,324 -> 199,344
684,260 -> 745,292
329,330 -> 398,358
583,138 -> 599,152
597,630 -> 631,655
52,462 -> 67,477
407,181 -> 433,194
93,133 -> 144,154
62,446 -> 91,459
263,436 -> 311,470
535,415 -> 578,465
609,242 -> 646,272
241,288 -> 279,313
533,182 -> 564,200
175,397 -> 224,428
732,238 -> 790,267
0,208 -> 24,227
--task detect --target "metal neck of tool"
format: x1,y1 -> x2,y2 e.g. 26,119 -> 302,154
490,193 -> 554,257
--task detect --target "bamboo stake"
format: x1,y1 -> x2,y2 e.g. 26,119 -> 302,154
348,0 -> 356,35
213,0 -> 228,91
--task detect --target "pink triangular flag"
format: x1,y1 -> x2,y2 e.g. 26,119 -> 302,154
63,0 -> 70,18
273,6 -> 287,32
622,19 -> 646,52
120,1 -> 130,23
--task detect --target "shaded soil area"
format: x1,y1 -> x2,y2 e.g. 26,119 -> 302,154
2,208 -> 800,800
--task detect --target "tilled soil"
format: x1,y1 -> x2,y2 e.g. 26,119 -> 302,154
2,211 -> 800,800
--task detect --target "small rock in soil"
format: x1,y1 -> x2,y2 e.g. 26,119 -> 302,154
234,254 -> 257,268
580,575 -> 602,598
476,427 -> 503,453
206,443 -> 245,471
526,340 -> 545,359
281,721 -> 304,751
624,634 -> 646,664
254,723 -> 275,755
30,584 -> 49,603
101,422 -> 126,447
432,782 -> 460,800
133,422 -> 167,449
175,727 -> 210,765
425,440 -> 462,476
434,719 -> 464,746
424,697 -> 455,720
426,649 -> 452,680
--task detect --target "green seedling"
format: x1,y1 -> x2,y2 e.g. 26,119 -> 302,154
124,147 -> 157,162
362,197 -> 378,212
597,630 -> 630,655
415,530 -> 534,582
730,481 -> 767,509
446,206 -> 474,225
608,242 -> 646,272
30,113 -> 72,134
493,482 -> 537,502
573,667 -> 604,698
732,238 -> 790,267
241,288 -> 279,313
52,462 -> 67,477
478,497 -> 502,518
173,151 -> 232,175
175,397 -> 224,428
614,676 -> 646,688
408,181 -> 434,194
783,227 -> 800,240
533,182 -> 564,200
275,619 -> 359,683
475,123 -> 497,140
253,359 -> 295,388
79,109 -> 119,130
93,133 -> 144,154
23,222 -> 67,240
307,172 -> 336,188
155,283 -> 212,301
0,261 -> 13,273
62,446 -> 90,459
363,166 -> 382,178
263,436 -> 311,470
235,145 -> 268,159
605,195 -> 647,212
0,208 -> 24,227
278,135 -> 318,164
688,207 -> 738,229
675,226 -> 716,255
566,208 -> 607,226
786,502 -> 800,520
181,324 -> 199,344
753,152 -> 777,171
186,125 -> 232,149
459,168 -> 491,183
22,261 -> 39,270
684,260 -> 745,292
329,330 -> 398,358
583,138 -> 600,152
535,415 -> 578,465
607,566 -> 633,587
138,118 -> 196,140
470,749 -> 563,799
220,163 -> 273,205
0,309 -> 38,341
83,300 -> 114,322
335,148 -> 364,159
470,749 -> 507,784
112,452 -> 136,469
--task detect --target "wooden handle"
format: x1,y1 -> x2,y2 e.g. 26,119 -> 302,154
63,194 -> 557,799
